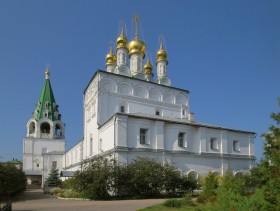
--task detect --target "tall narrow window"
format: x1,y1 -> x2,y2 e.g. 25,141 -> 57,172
210,138 -> 218,150
156,111 -> 160,116
52,161 -> 57,169
90,134 -> 93,155
120,106 -> 125,113
140,129 -> 147,145
233,140 -> 240,152
99,138 -> 103,152
178,132 -> 185,147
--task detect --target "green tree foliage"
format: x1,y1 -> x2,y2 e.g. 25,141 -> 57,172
69,156 -> 198,199
0,164 -> 26,196
202,172 -> 219,198
262,99 -> 280,210
74,157 -> 115,199
44,165 -> 62,188
125,157 -> 165,197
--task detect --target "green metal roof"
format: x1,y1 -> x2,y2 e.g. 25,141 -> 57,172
32,69 -> 60,121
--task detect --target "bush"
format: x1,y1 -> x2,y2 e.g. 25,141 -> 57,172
197,194 -> 207,204
182,194 -> 195,206
163,199 -> 182,208
50,187 -> 61,196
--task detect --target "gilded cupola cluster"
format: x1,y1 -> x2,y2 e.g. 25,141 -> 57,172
104,16 -> 170,86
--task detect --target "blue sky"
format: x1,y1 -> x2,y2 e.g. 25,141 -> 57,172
0,0 -> 279,162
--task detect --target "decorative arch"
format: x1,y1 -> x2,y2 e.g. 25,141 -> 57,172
117,82 -> 132,95
28,121 -> 36,134
100,77 -> 117,92
175,94 -> 188,106
187,170 -> 199,179
54,121 -> 64,137
234,171 -> 243,178
149,89 -> 161,101
40,122 -> 50,134
133,85 -> 148,98
162,92 -> 175,104
211,171 -> 221,176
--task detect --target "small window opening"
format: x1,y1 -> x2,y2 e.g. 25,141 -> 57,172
140,128 -> 147,145
156,111 -> 160,116
178,132 -> 185,147
120,106 -> 125,113
210,138 -> 218,150
233,140 -> 240,152
40,122 -> 50,134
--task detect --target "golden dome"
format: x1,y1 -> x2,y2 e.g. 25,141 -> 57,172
144,58 -> 153,75
156,43 -> 167,62
105,47 -> 116,65
116,30 -> 128,49
129,34 -> 146,57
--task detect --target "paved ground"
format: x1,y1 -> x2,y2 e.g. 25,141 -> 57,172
12,190 -> 164,211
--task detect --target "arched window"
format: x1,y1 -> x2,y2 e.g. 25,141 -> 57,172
55,124 -> 62,136
235,172 -> 243,178
188,171 -> 199,179
40,122 -> 50,134
29,122 -> 35,134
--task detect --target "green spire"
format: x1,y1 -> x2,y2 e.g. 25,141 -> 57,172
33,69 -> 60,121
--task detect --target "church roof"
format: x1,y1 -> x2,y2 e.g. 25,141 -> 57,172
32,69 -> 60,121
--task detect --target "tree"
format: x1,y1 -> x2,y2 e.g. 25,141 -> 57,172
0,164 -> 26,196
44,165 -> 62,188
262,99 -> 280,209
125,157 -> 165,198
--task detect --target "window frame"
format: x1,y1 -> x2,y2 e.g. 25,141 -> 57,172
210,138 -> 219,150
233,140 -> 240,152
140,128 -> 148,145
178,132 -> 185,148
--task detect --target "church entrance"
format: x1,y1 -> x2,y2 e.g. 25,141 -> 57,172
26,175 -> 42,189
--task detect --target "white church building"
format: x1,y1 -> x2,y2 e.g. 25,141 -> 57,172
23,20 -> 256,188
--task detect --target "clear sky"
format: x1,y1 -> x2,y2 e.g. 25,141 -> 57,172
0,0 -> 279,162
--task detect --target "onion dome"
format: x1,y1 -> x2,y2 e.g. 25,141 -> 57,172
144,58 -> 153,75
116,29 -> 128,49
129,34 -> 146,57
105,47 -> 116,66
156,43 -> 168,63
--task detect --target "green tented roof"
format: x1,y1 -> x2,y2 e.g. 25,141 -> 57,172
32,71 -> 60,121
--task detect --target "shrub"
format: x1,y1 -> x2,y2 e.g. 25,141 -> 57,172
163,199 -> 182,208
197,194 -> 207,204
183,194 -> 195,206
50,187 -> 62,196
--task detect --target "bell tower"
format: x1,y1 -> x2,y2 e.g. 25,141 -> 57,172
23,68 -> 66,189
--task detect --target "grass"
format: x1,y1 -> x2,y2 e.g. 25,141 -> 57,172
138,196 -> 200,211
138,203 -> 199,211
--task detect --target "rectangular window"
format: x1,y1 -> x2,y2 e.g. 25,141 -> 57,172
99,138 -> 103,152
140,129 -> 147,145
210,138 -> 218,150
120,106 -> 125,113
156,111 -> 160,116
36,163 -> 39,168
178,132 -> 185,147
52,161 -> 57,169
233,140 -> 240,152
90,135 -> 93,155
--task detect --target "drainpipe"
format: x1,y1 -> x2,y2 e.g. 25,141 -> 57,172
114,115 -> 117,161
